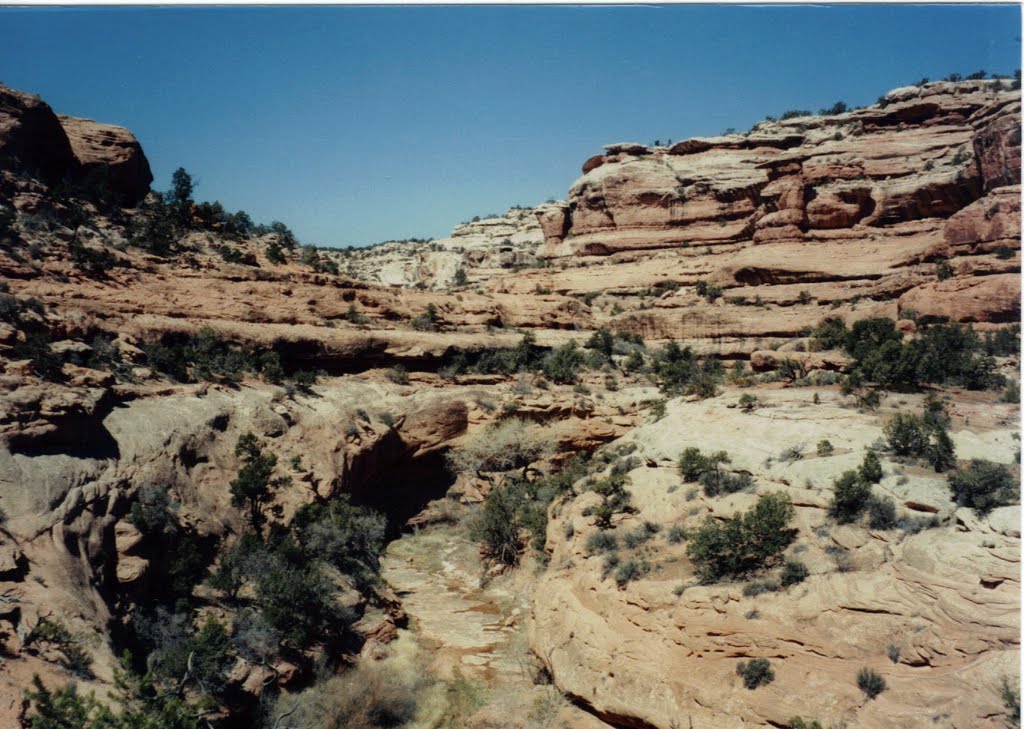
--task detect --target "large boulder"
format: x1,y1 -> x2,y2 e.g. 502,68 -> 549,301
58,115 -> 153,205
0,84 -> 78,184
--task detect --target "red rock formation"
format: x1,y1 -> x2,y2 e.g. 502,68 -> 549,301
0,84 -> 78,185
58,115 -> 153,204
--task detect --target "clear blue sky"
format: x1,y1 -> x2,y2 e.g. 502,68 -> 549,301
0,4 -> 1019,247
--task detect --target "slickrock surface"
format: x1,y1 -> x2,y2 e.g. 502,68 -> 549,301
529,389 -> 1020,729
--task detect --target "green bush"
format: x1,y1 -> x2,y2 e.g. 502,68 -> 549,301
468,484 -> 524,565
828,470 -> 872,524
948,460 -> 1018,515
812,317 -> 1004,390
816,440 -> 834,457
926,428 -> 957,472
543,340 -> 584,384
857,667 -> 886,699
589,473 -> 632,530
614,559 -> 649,587
654,341 -> 723,397
867,496 -> 898,530
885,413 -> 930,456
788,719 -> 826,729
859,450 -> 883,483
679,447 -> 708,482
695,280 -> 723,302
780,559 -> 809,586
1001,675 -> 1020,729
687,493 -> 796,582
229,433 -> 291,537
25,655 -> 201,729
586,531 -> 618,554
739,393 -> 759,411
736,658 -> 775,689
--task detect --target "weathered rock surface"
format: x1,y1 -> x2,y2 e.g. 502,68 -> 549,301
0,84 -> 78,185
58,115 -> 153,204
530,389 -> 1020,729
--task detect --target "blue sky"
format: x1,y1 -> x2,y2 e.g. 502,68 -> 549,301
0,4 -> 1019,247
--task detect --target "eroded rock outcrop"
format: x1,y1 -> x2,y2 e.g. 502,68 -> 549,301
58,115 -> 153,204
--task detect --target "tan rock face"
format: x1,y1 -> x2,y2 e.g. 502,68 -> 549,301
541,82 -> 1019,260
58,115 -> 153,205
529,389 -> 1020,729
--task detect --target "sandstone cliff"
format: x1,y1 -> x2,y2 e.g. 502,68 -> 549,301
0,79 -> 1018,729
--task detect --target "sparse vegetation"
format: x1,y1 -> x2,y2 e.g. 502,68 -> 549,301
736,658 -> 775,689
857,667 -> 886,699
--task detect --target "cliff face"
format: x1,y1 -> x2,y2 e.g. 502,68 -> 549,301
540,80 -> 1018,254
333,206 -> 548,290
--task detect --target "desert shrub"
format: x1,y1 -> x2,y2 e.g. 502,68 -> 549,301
867,496 -> 898,530
129,194 -> 177,256
614,559 -> 649,587
695,279 -> 723,302
983,326 -> 1020,357
344,304 -> 370,326
11,331 -> 63,381
265,239 -> 287,264
1004,381 -> 1020,404
24,656 -> 201,729
1001,675 -> 1021,729
739,393 -> 759,411
386,365 -> 410,385
586,531 -> 618,554
829,470 -> 873,524
948,460 -> 1018,515
679,447 -> 708,482
667,525 -> 687,543
152,617 -> 233,693
813,317 -> 1004,390
410,303 -> 439,332
622,526 -> 653,549
588,473 -> 633,530
653,341 -> 723,397
887,643 -> 901,663
543,340 -> 585,384
26,617 -> 94,678
780,559 -> 809,586
230,433 -> 291,537
742,580 -> 779,597
293,496 -> 387,590
788,720 -> 826,729
69,237 -> 119,275
468,484 -> 525,565
884,413 -> 930,456
859,450 -> 883,483
736,658 -> 775,689
857,668 -> 886,699
926,428 -> 957,472
255,556 -> 346,649
446,418 -> 549,480
128,485 -> 177,536
687,493 -> 796,582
